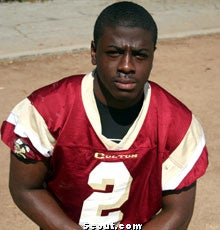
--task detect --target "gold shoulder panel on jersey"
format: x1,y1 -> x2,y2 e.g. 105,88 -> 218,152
7,98 -> 56,157
162,115 -> 206,190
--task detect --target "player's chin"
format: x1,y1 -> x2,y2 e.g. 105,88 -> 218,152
113,90 -> 140,103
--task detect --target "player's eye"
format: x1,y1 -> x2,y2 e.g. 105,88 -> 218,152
106,50 -> 121,57
134,52 -> 149,60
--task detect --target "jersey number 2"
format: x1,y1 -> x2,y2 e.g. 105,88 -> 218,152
79,162 -> 133,225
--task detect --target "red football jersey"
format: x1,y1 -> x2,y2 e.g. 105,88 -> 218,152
1,73 -> 208,226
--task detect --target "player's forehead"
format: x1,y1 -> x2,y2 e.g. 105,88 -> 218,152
99,26 -> 154,49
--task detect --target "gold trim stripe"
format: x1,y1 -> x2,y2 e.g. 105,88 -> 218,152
162,115 -> 205,190
7,98 -> 55,157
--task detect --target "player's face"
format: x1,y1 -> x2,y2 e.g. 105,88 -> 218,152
91,26 -> 155,108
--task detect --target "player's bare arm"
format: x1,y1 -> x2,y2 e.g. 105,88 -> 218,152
9,152 -> 82,230
142,183 -> 196,230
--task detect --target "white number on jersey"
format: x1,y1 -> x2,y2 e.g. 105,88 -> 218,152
79,162 -> 133,225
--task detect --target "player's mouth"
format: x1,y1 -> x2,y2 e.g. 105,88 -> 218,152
114,75 -> 136,91
114,81 -> 136,90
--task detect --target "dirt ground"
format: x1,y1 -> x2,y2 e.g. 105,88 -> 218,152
0,34 -> 219,229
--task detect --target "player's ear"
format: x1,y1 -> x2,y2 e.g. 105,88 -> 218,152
91,41 -> 96,65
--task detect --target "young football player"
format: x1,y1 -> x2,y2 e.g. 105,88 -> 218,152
1,1 -> 208,229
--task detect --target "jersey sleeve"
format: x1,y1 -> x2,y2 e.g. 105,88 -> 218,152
162,114 -> 208,191
1,98 -> 56,161
1,75 -> 84,161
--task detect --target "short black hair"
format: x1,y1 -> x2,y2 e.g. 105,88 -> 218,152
93,1 -> 158,47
